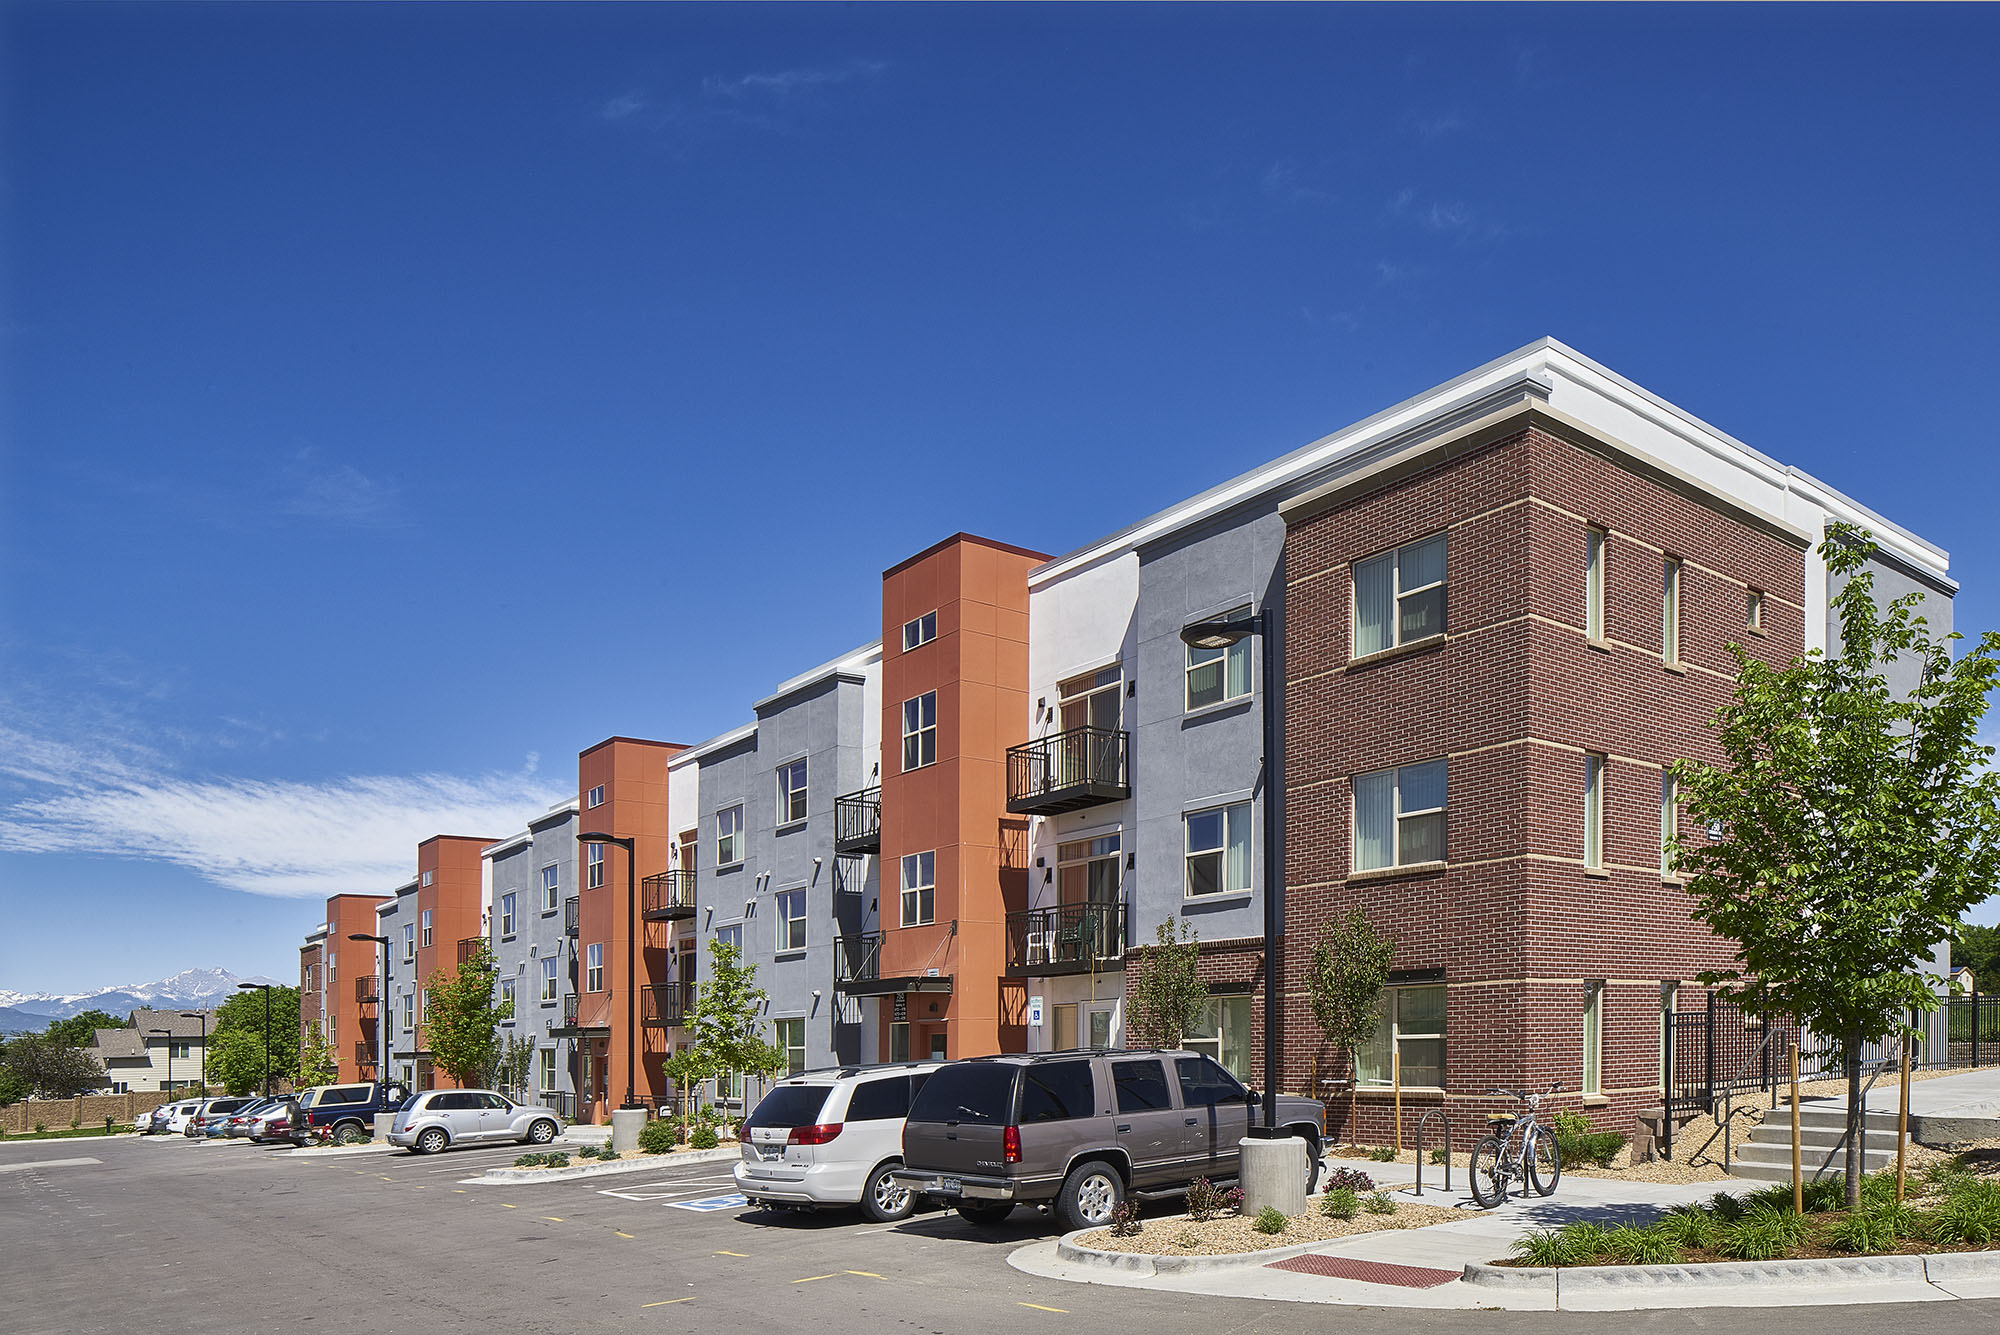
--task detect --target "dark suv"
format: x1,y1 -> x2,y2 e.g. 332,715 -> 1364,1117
288,1080 -> 411,1145
894,1049 -> 1325,1233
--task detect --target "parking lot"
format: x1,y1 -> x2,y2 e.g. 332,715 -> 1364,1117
8,1132 -> 2000,1335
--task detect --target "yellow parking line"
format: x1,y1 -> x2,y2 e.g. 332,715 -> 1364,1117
541,1216 -> 565,1223
791,1274 -> 838,1284
641,1297 -> 695,1307
844,1271 -> 883,1279
714,1250 -> 747,1257
1019,1303 -> 1069,1314
453,1189 -> 467,1194
379,1176 -> 394,1181
615,1231 -> 636,1239
501,1203 -> 517,1209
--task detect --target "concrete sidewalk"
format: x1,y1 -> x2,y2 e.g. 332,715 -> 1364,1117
1817,1066 -> 2000,1144
1009,1164 -> 1993,1310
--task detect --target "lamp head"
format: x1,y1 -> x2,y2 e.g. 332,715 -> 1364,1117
1179,615 -> 1256,650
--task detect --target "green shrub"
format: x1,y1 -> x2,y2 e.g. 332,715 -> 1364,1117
1429,1147 -> 1447,1165
1716,1208 -> 1803,1261
637,1118 -> 678,1155
1187,1177 -> 1243,1221
1254,1206 -> 1288,1235
1324,1167 -> 1375,1193
1826,1201 -> 1920,1254
1658,1206 -> 1719,1251
689,1126 -> 719,1151
1367,1146 -> 1397,1162
1319,1188 -> 1358,1220
1925,1179 -> 2000,1246
1510,1229 -> 1573,1267
1549,1110 -> 1626,1168
575,1144 -> 600,1160
514,1152 -> 545,1167
545,1152 -> 569,1168
1362,1190 -> 1395,1215
69,1119 -> 80,1130
1556,1221 -> 1611,1263
1801,1179 -> 1846,1213
1859,1170 -> 1903,1208
1602,1224 -> 1681,1266
1708,1191 -> 1748,1223
34,1123 -> 45,1134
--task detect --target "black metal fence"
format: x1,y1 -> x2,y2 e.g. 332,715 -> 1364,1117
1664,993 -> 1800,1117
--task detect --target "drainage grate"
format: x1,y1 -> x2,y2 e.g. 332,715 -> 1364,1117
1266,1254 -> 1462,1288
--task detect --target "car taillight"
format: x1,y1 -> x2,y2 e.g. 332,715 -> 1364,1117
1003,1125 -> 1021,1165
786,1123 -> 844,1146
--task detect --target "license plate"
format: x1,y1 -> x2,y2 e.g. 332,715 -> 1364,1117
934,1176 -> 962,1196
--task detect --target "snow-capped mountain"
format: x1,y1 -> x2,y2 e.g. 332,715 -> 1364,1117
0,968 -> 283,1024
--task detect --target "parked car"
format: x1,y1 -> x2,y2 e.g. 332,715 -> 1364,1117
894,1049 -> 1326,1233
142,1103 -> 176,1135
387,1089 -> 563,1154
241,1098 -> 300,1143
155,1099 -> 206,1135
288,1080 -> 410,1145
184,1096 -> 259,1138
734,1062 -> 944,1221
219,1097 -> 280,1138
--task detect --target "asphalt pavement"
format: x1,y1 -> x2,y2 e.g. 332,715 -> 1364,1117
5,1132 -> 2000,1335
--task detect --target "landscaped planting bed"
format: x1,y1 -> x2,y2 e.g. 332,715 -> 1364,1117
1077,1171 -> 1460,1257
1501,1159 -> 2000,1267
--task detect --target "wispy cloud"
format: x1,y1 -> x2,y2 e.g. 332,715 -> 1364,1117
67,445 -> 405,534
701,60 -> 887,99
1260,159 -> 1331,205
1374,259 -> 1419,287
1406,111 -> 1467,140
598,60 -> 887,145
280,447 -> 403,528
599,92 -> 649,123
1384,187 -> 1514,243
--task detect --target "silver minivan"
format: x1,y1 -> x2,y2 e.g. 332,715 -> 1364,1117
388,1089 -> 563,1154
735,1062 -> 943,1221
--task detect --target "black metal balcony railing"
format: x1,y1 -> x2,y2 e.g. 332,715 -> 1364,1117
353,1041 -> 376,1070
641,981 -> 696,1028
1006,903 -> 1127,977
833,928 -> 954,996
834,787 -> 882,855
354,975 -> 379,1005
457,936 -> 482,967
562,993 -> 580,1029
1006,726 -> 1131,815
641,870 -> 697,921
565,895 -> 579,938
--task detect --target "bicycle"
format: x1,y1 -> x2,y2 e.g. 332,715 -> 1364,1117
1467,1083 -> 1562,1208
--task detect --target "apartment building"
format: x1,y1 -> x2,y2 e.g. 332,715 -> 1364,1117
482,800 -> 580,1116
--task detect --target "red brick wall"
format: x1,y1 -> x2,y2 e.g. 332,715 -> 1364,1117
1281,422 -> 1807,1146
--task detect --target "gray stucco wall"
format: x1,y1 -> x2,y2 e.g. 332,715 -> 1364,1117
380,892 -> 416,1079
1131,499 -> 1287,949
488,808 -> 577,1102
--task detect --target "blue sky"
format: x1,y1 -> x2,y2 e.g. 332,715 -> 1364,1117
3,4 -> 1997,993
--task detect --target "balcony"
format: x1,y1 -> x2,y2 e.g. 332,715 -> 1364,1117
1006,903 -> 1127,977
457,936 -> 483,967
1006,726 -> 1130,815
641,870 -> 697,921
834,787 -> 882,855
353,1041 -> 376,1072
641,982 -> 695,1028
354,975 -> 379,1005
565,895 -> 579,938
833,929 -> 955,997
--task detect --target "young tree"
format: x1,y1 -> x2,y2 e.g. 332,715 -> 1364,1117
494,1032 -> 536,1099
44,1010 -> 132,1050
209,987 -> 302,1095
1672,524 -> 2000,1207
662,1048 -> 711,1141
1305,909 -> 1397,1144
296,1022 -> 338,1089
2,1033 -> 107,1097
425,940 -> 511,1088
684,939 -> 781,1119
1126,917 -> 1209,1049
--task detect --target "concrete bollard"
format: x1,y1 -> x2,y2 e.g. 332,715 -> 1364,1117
1240,1135 -> 1309,1216
610,1107 -> 646,1154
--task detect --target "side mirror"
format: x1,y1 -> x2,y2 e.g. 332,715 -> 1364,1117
1244,1089 -> 1261,1106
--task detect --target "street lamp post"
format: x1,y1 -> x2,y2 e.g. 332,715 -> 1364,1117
148,1028 -> 174,1095
1180,606 -> 1289,1160
179,1011 -> 209,1095
349,933 -> 391,1086
237,983 -> 274,1098
579,831 -> 641,1113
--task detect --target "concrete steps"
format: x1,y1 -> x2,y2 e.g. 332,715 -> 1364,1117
1728,1103 -> 1907,1183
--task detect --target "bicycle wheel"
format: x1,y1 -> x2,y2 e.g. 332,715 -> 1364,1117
1528,1128 -> 1562,1197
1468,1135 -> 1508,1208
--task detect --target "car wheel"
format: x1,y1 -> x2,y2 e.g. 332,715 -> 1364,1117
525,1119 -> 557,1145
332,1121 -> 366,1146
954,1200 -> 1015,1226
1297,1132 -> 1323,1196
415,1127 -> 448,1156
860,1162 -> 916,1223
1056,1159 -> 1125,1233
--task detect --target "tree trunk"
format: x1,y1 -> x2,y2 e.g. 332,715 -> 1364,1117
1844,1026 -> 1864,1210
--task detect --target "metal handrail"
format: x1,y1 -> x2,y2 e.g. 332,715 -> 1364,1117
834,933 -> 883,985
835,787 -> 882,850
564,895 -> 579,938
1005,902 -> 1127,971
1006,726 -> 1129,807
1414,1108 -> 1452,1196
641,870 -> 696,917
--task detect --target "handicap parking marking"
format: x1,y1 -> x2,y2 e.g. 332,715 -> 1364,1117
665,1193 -> 749,1213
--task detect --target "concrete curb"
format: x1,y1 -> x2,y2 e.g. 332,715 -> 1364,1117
469,1145 -> 742,1184
1923,1251 -> 2000,1283
1464,1251 -> 2000,1296
1053,1228 -> 1335,1276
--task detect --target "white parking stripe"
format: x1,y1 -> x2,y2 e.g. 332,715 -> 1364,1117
0,1158 -> 102,1173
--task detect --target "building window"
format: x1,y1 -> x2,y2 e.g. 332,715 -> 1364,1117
903,611 -> 938,651
421,989 -> 430,1023
587,784 -> 605,809
420,909 -> 433,948
539,1049 -> 557,1093
421,869 -> 434,887
586,943 -> 604,992
541,864 -> 560,913
715,922 -> 742,956
716,805 -> 744,866
585,843 -> 605,889
1660,771 -> 1679,877
1584,752 -> 1606,869
403,992 -> 415,1030
500,892 -> 517,938
776,888 -> 807,952
1185,995 -> 1253,1083
1586,527 -> 1608,641
776,759 -> 808,825
902,692 -> 938,771
1185,604 -> 1252,710
403,923 -> 415,962
1663,557 -> 1682,665
1354,534 -> 1447,657
499,977 -> 516,1018
1747,588 -> 1764,632
1184,803 -> 1251,897
1356,985 -> 1447,1088
1583,982 -> 1604,1096
773,1018 -> 806,1077
541,957 -> 558,1002
169,1041 -> 192,1061
1352,759 -> 1447,872
889,1022 -> 911,1061
900,850 -> 936,927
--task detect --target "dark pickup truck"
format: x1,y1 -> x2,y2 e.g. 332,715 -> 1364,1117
894,1049 -> 1326,1233
289,1080 -> 411,1145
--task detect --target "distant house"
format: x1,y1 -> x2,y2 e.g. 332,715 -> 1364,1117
1954,965 -> 1977,996
87,1009 -> 215,1094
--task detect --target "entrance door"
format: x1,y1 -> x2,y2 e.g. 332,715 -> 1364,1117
1086,1003 -> 1116,1050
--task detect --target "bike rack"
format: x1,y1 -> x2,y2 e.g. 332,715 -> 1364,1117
1414,1108 -> 1452,1196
